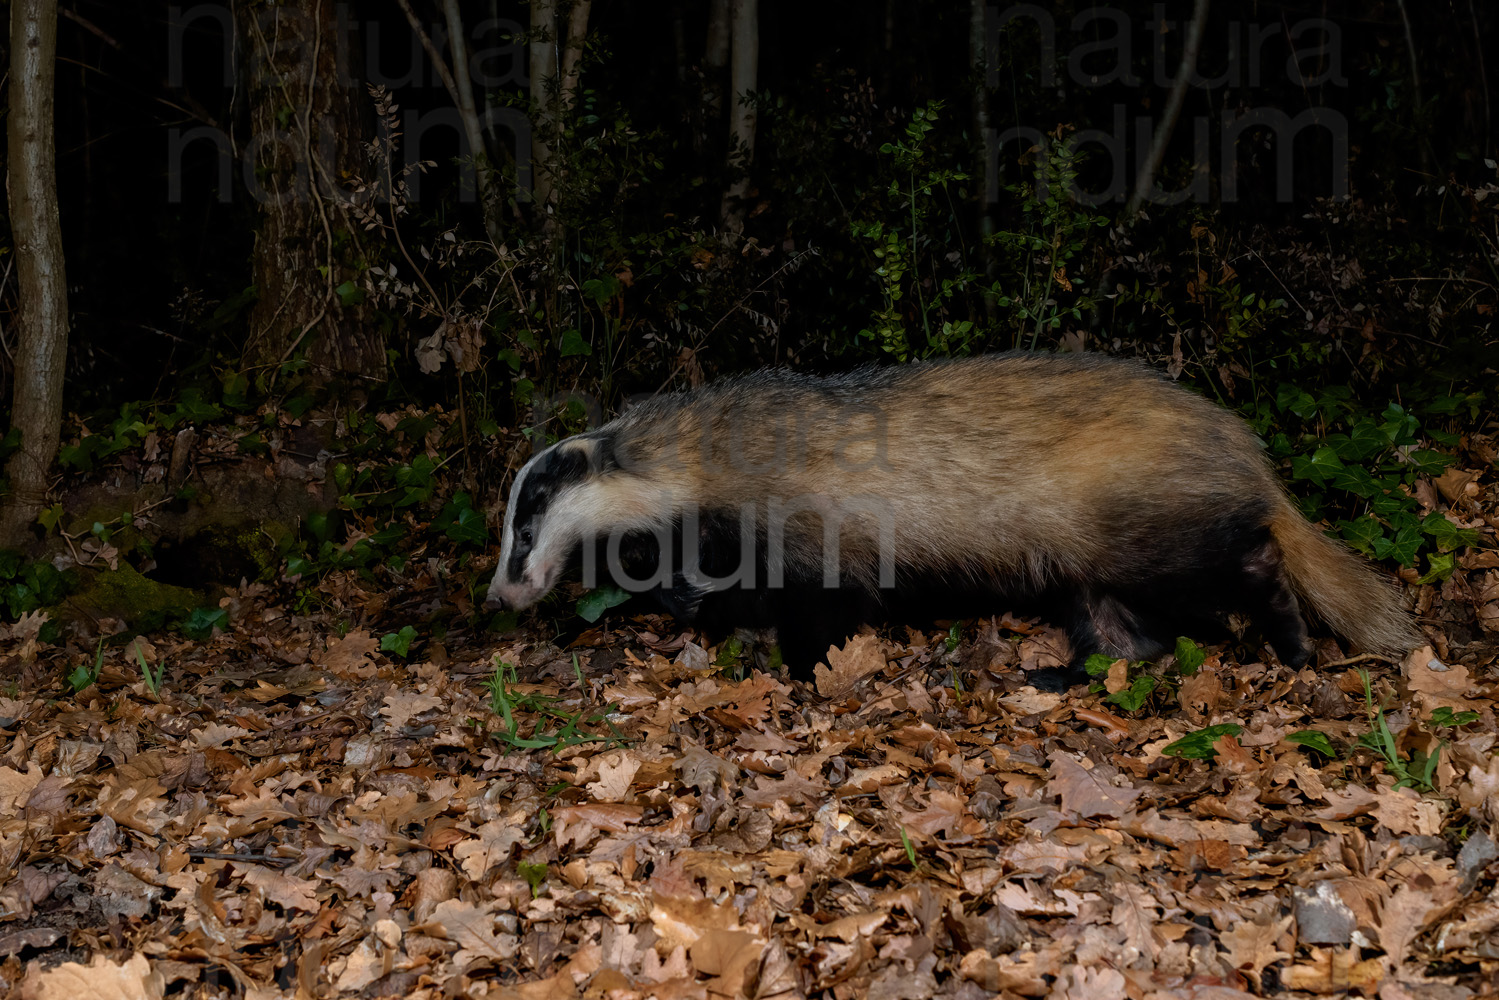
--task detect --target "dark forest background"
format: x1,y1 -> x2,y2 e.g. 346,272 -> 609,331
0,0 -> 1495,628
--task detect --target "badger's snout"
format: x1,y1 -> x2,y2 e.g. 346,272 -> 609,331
484,567 -> 550,614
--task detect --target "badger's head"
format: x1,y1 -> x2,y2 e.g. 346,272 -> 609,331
484,437 -> 609,611
487,429 -> 686,611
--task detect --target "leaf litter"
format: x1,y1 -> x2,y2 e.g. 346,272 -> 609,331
2,471 -> 1499,999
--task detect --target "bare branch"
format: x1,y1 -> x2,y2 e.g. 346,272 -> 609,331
1125,0 -> 1210,221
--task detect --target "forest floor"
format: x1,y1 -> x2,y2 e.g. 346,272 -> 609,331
2,469 -> 1499,999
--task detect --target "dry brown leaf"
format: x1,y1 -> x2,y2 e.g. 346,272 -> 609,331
1403,646 -> 1480,713
551,802 -> 645,850
453,819 -> 525,880
21,952 -> 162,1000
587,750 -> 645,802
1281,945 -> 1384,993
1371,786 -> 1446,836
318,629 -> 381,678
419,898 -> 519,965
814,632 -> 887,698
379,690 -> 444,730
1219,913 -> 1292,983
1048,751 -> 1143,819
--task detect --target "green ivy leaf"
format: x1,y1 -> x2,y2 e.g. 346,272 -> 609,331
1285,729 -> 1337,757
181,606 -> 229,640
1173,637 -> 1205,675
1337,516 -> 1384,557
1428,707 -> 1480,727
1083,653 -> 1121,677
559,328 -> 592,357
335,280 -> 365,306
37,504 -> 65,534
381,625 -> 419,658
1105,675 -> 1158,712
1289,446 -> 1344,486
1162,723 -> 1245,760
1416,551 -> 1457,585
576,585 -> 630,623
518,860 -> 548,897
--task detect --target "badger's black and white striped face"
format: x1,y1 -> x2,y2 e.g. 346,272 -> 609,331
487,433 -> 661,611
486,438 -> 601,610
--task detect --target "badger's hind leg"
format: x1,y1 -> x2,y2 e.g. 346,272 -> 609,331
1031,590 -> 1167,692
1239,537 -> 1312,668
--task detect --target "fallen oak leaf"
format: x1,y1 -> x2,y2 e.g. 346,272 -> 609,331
1403,646 -> 1480,714
814,632 -> 887,698
1219,913 -> 1292,987
1047,750 -> 1143,820
551,802 -> 644,850
21,952 -> 163,1000
238,864 -> 320,913
453,819 -> 525,880
417,898 -> 518,966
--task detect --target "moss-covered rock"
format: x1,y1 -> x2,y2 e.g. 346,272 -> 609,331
58,562 -> 204,631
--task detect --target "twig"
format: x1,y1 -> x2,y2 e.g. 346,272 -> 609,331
1394,0 -> 1424,113
187,851 -> 295,867
654,247 -> 819,393
1125,0 -> 1210,220
392,0 -> 464,111
1469,0 -> 1491,157
1319,652 -> 1401,669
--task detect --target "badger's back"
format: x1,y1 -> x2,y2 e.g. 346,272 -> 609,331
612,353 -> 1280,589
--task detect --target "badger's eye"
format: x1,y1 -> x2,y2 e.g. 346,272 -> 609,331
519,527 -> 534,547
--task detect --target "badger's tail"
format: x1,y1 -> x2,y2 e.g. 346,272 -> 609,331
1269,504 -> 1423,657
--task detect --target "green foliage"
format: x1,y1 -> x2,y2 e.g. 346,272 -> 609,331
1285,729 -> 1337,757
576,585 -> 630,624
482,659 -> 620,752
899,826 -> 921,870
1083,655 -> 1156,711
278,417 -> 493,588
518,860 -> 549,898
57,389 -> 230,474
1428,707 -> 1480,728
988,133 -> 1111,351
179,606 -> 228,640
1172,637 -> 1205,675
1083,653 -> 1121,677
1105,675 -> 1159,712
852,101 -> 990,360
135,645 -> 166,699
1162,723 -> 1245,760
1356,669 -> 1443,791
1249,389 -> 1480,577
713,634 -> 746,669
67,640 -> 106,695
0,550 -> 75,621
381,625 -> 419,658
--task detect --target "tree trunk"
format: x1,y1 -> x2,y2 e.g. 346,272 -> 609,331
971,0 -> 996,321
529,0 -> 559,208
703,0 -> 731,116
720,0 -> 758,231
237,0 -> 383,385
1,0 -> 70,547
560,0 -> 592,111
442,0 -> 504,243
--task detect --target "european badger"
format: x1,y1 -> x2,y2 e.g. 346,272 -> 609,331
485,353 -> 1419,687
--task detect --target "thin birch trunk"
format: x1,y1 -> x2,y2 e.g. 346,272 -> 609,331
720,0 -> 758,232
1,0 -> 70,546
529,0 -> 559,208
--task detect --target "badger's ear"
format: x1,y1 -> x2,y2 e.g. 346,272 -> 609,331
556,434 -> 619,476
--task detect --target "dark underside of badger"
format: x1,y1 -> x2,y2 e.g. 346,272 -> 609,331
577,497 -> 1314,690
